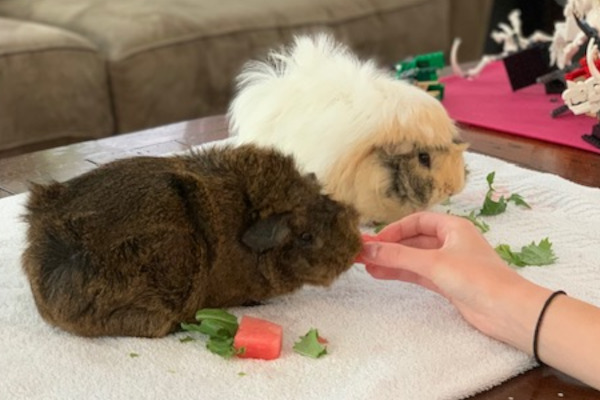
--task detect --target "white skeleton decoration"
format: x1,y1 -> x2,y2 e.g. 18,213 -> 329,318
451,9 -> 552,78
549,0 -> 600,69
451,1 -> 600,78
450,0 -> 600,144
561,38 -> 600,115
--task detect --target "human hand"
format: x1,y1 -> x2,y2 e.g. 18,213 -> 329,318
360,212 -> 600,388
359,212 -> 551,343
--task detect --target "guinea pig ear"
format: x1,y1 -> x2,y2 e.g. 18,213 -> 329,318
451,138 -> 470,152
242,213 -> 291,253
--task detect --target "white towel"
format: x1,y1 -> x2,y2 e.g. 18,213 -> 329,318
1,150 -> 599,400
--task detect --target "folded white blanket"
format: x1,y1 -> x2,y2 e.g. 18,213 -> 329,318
1,151 -> 599,400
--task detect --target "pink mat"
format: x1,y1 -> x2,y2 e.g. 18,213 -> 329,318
440,60 -> 600,155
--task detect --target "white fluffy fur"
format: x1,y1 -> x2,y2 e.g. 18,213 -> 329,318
228,33 -> 466,223
229,33 -> 457,179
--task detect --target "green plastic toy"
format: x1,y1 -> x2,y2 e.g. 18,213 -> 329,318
394,51 -> 446,100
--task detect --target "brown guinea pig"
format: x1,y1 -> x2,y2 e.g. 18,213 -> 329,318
21,144 -> 361,338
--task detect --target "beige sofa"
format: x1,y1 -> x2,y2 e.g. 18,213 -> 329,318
0,0 -> 492,154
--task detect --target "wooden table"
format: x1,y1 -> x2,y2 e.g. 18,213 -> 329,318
0,115 -> 599,399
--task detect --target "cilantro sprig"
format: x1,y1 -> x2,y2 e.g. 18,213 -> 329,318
479,172 -> 531,216
450,172 -> 529,233
461,210 -> 490,233
373,222 -> 387,234
495,238 -> 557,267
293,328 -> 327,359
180,308 -> 243,359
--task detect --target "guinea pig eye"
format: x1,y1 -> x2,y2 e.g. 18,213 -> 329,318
418,152 -> 431,169
300,232 -> 313,244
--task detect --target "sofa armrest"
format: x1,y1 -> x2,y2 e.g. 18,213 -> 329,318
0,17 -> 113,152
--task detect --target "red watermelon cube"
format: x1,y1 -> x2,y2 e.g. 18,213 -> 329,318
233,315 -> 283,360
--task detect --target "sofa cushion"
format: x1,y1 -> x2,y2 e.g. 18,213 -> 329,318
0,0 -> 486,134
0,17 -> 112,152
0,0 -> 442,59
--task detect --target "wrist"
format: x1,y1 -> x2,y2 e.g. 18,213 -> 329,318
487,280 -> 553,354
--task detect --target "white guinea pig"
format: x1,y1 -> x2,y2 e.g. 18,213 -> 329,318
228,33 -> 468,224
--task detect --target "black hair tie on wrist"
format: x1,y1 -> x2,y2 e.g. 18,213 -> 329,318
533,290 -> 567,365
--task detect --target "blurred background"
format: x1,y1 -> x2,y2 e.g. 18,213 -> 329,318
484,0 -> 565,53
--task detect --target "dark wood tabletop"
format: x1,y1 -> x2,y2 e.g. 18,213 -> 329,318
0,114 -> 598,399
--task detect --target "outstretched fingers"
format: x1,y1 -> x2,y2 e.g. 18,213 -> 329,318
361,241 -> 438,280
364,264 -> 442,294
376,212 -> 455,244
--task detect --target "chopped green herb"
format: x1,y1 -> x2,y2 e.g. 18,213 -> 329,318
195,308 -> 238,324
495,244 -> 516,265
238,372 -> 247,377
181,308 -> 240,359
293,329 -> 327,359
508,193 -> 531,209
373,222 -> 387,234
206,337 -> 239,359
479,172 -> 530,216
461,210 -> 490,233
480,193 -> 508,216
519,238 -> 557,265
194,309 -> 239,336
179,335 -> 196,343
180,322 -> 204,334
495,238 -> 557,267
129,352 -> 139,358
198,318 -> 238,338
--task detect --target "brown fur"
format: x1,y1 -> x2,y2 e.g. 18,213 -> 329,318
21,145 -> 361,338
